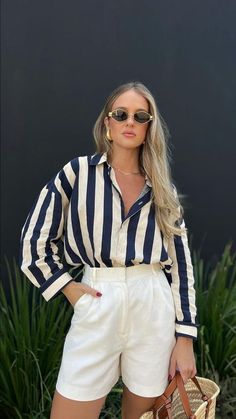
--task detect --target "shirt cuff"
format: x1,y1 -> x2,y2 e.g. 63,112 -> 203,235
40,268 -> 74,301
175,321 -> 199,340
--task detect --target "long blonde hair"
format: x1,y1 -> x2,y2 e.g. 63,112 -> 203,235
93,81 -> 187,239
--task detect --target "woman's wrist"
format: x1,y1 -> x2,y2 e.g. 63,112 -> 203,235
176,336 -> 194,346
61,280 -> 77,298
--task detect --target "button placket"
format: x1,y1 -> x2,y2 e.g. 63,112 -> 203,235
108,164 -> 152,225
116,228 -> 126,261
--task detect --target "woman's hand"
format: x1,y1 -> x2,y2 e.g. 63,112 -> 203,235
61,281 -> 102,307
168,336 -> 197,384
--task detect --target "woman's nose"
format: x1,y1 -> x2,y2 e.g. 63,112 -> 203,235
126,115 -> 135,124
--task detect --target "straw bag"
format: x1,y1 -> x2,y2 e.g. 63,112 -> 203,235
140,372 -> 220,419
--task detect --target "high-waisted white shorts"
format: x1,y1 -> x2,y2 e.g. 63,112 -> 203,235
56,263 -> 176,401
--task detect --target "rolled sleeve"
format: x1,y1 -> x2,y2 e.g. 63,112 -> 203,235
167,186 -> 198,340
19,158 -> 81,301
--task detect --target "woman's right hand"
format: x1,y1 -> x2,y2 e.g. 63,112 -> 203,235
61,280 -> 102,307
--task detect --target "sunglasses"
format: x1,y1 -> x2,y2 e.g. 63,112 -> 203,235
108,108 -> 153,124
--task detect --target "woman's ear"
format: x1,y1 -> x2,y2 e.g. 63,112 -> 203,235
104,116 -> 109,130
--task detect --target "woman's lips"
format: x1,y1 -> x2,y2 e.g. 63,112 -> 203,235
123,133 -> 136,137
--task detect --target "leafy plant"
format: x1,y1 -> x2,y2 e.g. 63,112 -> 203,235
193,242 -> 236,417
215,376 -> 236,418
1,242 -> 236,418
0,258 -> 122,418
0,258 -> 73,418
193,242 -> 236,379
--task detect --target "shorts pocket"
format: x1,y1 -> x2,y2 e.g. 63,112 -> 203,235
152,267 -> 171,291
71,280 -> 101,324
152,270 -> 175,321
72,277 -> 94,311
73,292 -> 90,310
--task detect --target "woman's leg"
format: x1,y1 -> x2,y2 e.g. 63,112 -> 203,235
50,389 -> 107,419
121,384 -> 157,419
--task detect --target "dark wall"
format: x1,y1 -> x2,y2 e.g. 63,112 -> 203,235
1,0 -> 236,279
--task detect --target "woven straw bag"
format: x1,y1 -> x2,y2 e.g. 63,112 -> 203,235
140,372 -> 220,419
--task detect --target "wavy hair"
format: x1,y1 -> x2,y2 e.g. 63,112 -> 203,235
92,81 -> 187,239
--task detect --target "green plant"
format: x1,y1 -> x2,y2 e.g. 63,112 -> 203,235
101,381 -> 123,418
193,242 -> 236,379
1,242 -> 236,418
0,258 -> 73,418
193,242 -> 236,417
0,258 -> 122,418
215,376 -> 236,418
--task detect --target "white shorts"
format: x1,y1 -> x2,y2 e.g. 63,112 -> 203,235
56,263 -> 176,401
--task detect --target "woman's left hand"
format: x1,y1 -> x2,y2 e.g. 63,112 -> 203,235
168,336 -> 197,384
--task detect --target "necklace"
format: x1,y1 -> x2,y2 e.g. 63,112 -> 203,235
111,165 -> 141,175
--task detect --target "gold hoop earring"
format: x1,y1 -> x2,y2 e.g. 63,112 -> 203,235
106,129 -> 112,141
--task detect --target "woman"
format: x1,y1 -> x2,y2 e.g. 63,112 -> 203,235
19,81 -> 198,419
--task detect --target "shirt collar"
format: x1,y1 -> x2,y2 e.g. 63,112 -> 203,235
89,151 -> 152,187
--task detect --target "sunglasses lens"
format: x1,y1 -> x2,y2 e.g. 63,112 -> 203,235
134,112 -> 150,123
111,109 -> 128,121
111,109 -> 151,124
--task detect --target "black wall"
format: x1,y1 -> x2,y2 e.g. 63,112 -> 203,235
1,0 -> 236,281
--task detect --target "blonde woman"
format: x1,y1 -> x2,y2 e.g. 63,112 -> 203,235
19,81 -> 198,419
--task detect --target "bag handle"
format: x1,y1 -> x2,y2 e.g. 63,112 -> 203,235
151,372 -> 210,418
187,375 -> 212,417
152,373 -> 193,418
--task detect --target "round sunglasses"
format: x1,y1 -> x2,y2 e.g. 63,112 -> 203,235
108,108 -> 153,124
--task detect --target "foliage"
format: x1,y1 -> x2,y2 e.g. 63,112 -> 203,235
0,259 -> 123,418
193,242 -> 236,379
1,243 -> 236,418
193,242 -> 236,417
0,258 -> 72,418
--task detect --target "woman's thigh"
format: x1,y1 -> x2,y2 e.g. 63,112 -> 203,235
50,389 -> 107,419
121,383 -> 157,419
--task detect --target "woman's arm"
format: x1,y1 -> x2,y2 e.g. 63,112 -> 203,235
167,185 -> 198,381
167,185 -> 198,340
19,157 -> 82,301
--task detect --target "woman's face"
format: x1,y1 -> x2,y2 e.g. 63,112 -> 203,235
104,89 -> 150,150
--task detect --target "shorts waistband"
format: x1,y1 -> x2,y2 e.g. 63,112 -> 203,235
83,263 -> 162,282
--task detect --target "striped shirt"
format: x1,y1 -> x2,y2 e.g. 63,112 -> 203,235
19,151 -> 198,339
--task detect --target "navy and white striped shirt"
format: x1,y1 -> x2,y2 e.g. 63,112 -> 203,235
19,151 -> 198,339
